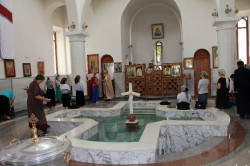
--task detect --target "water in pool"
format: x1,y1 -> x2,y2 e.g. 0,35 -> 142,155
74,109 -> 204,142
76,113 -> 166,142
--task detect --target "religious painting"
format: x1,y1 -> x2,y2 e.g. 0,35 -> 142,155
136,67 -> 143,77
163,65 -> 172,77
127,67 -> 136,78
183,58 -> 194,69
114,62 -> 122,72
37,61 -> 44,75
151,23 -> 164,39
23,63 -> 31,77
4,59 -> 16,77
212,46 -> 218,68
171,64 -> 182,77
87,54 -> 99,74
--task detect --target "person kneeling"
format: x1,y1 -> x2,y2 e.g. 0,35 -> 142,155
177,85 -> 191,110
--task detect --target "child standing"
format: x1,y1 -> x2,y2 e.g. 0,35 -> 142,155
60,77 -> 71,109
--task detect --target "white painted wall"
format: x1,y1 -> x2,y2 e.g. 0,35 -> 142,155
175,0 -> 217,65
12,0 -> 54,77
85,0 -> 128,70
0,0 -> 69,112
51,6 -> 71,75
132,4 -> 182,64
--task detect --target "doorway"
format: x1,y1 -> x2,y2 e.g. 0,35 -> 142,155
101,55 -> 115,97
194,49 -> 211,98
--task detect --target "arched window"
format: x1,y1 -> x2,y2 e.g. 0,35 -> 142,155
237,17 -> 249,64
155,41 -> 162,65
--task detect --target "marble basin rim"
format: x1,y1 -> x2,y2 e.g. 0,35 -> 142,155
46,101 -> 230,164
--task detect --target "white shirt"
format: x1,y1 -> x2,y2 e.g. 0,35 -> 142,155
177,92 -> 192,103
198,79 -> 209,94
74,82 -> 84,91
60,84 -> 70,94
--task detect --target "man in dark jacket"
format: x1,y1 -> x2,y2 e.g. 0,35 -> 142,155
234,61 -> 250,119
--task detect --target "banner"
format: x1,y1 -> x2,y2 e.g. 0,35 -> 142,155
0,0 -> 14,59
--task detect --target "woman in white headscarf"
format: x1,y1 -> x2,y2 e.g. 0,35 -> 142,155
198,71 -> 209,105
216,69 -> 230,109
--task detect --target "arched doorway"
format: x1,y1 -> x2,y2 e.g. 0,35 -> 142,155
194,49 -> 211,98
101,55 -> 115,97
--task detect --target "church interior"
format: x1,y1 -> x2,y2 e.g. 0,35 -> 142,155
0,0 -> 250,165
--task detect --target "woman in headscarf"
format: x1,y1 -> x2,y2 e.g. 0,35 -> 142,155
198,71 -> 209,105
177,85 -> 192,104
177,85 -> 191,110
216,69 -> 230,109
92,71 -> 99,103
27,74 -> 51,133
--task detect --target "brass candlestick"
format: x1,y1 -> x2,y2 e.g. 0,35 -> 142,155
29,114 -> 40,143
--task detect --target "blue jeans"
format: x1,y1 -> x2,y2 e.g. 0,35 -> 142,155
198,93 -> 208,105
92,86 -> 99,102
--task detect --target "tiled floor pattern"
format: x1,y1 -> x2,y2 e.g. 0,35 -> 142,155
0,101 -> 249,166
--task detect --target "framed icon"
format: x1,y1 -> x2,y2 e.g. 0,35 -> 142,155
163,65 -> 172,77
4,59 -> 16,77
136,67 -> 143,77
212,46 -> 218,68
127,67 -> 136,78
183,58 -> 194,69
87,54 -> 99,74
23,63 -> 32,77
114,62 -> 122,72
37,61 -> 44,75
152,23 -> 164,39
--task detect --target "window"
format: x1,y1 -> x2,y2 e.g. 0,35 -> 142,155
53,32 -> 58,74
155,41 -> 162,65
236,17 -> 249,64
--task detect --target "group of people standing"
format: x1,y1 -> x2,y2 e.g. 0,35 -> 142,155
91,70 -> 115,103
214,61 -> 250,119
176,60 -> 250,120
26,70 -> 114,135
26,74 -> 86,134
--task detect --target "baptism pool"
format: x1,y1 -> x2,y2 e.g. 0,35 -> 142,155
75,112 -> 166,142
46,101 -> 230,164
74,109 -> 203,142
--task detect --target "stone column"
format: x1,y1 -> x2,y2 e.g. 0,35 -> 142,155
213,17 -> 241,76
64,31 -> 88,95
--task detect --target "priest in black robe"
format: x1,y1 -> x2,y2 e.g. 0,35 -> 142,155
234,61 -> 250,119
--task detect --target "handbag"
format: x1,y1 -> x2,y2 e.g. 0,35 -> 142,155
195,101 -> 206,109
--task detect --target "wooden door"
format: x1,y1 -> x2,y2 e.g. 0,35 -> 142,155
194,49 -> 211,98
145,65 -> 162,95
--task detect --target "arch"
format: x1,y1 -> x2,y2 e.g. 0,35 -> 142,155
121,0 -> 183,66
45,0 -> 65,18
194,49 -> 211,98
101,54 -> 114,78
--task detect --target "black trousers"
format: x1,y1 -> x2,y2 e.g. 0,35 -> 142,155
76,91 -> 85,106
0,95 -> 10,116
62,94 -> 71,107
